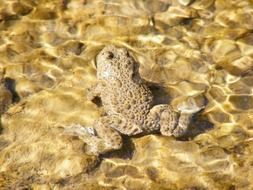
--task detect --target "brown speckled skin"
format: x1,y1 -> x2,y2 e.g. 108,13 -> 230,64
85,45 -> 193,154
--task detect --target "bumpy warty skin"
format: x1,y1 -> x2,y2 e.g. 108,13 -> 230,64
95,45 -> 154,130
69,45 -> 198,154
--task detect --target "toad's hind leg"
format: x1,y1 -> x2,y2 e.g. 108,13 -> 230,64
148,105 -> 193,138
64,115 -> 143,154
64,116 -> 123,155
147,105 -> 178,135
107,115 -> 143,136
159,105 -> 193,138
92,116 -> 124,154
171,113 -> 193,137
91,115 -> 143,153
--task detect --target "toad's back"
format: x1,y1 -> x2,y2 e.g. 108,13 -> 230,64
101,79 -> 153,124
96,45 -> 154,126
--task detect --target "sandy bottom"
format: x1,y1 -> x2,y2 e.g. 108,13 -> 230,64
0,0 -> 253,189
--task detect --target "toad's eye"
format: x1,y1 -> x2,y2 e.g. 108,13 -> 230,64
104,51 -> 114,59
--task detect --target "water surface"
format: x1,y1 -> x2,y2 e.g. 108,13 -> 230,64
0,0 -> 253,189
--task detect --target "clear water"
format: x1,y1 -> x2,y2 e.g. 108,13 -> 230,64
0,0 -> 253,189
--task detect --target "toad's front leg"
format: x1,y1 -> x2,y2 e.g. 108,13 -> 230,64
86,82 -> 103,101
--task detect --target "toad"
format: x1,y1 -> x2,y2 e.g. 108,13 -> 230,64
65,45 -> 202,154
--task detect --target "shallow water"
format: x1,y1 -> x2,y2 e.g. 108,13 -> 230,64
0,0 -> 253,189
